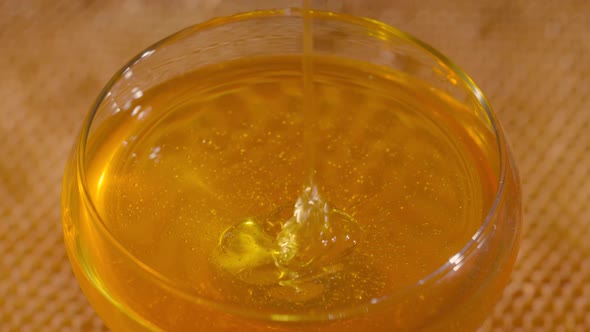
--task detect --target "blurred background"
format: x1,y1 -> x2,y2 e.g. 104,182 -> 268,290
1,0 -> 588,330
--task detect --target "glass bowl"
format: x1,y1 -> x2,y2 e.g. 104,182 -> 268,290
62,8 -> 521,332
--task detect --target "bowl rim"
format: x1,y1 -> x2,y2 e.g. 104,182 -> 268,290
73,7 -> 508,323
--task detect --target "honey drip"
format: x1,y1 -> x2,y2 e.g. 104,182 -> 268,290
213,3 -> 362,302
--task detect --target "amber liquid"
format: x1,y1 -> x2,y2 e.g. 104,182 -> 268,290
82,54 -> 498,330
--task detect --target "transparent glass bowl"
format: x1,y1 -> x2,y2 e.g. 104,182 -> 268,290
62,8 -> 521,332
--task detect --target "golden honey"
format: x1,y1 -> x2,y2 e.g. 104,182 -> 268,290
75,55 -> 500,329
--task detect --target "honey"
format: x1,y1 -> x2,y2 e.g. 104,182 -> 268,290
82,55 -> 498,319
